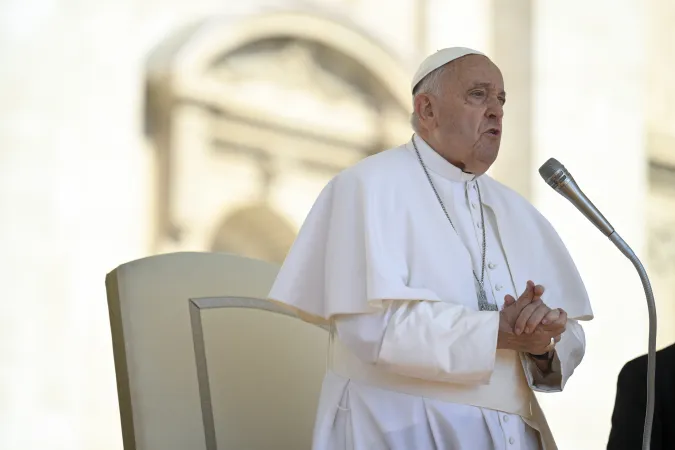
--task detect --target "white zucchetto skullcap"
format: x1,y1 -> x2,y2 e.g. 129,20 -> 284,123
411,47 -> 485,93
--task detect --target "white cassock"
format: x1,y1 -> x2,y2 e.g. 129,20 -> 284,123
268,135 -> 593,450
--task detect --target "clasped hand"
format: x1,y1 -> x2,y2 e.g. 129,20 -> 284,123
497,280 -> 567,355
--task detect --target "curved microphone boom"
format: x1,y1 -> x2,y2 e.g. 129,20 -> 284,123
539,158 -> 657,450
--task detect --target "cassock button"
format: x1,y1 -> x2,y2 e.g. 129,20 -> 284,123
477,222 -> 482,229
496,285 -> 503,291
503,415 -> 509,422
488,262 -> 496,269
509,437 -> 515,445
471,202 -> 477,209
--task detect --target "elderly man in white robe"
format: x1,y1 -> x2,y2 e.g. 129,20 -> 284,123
268,47 -> 593,450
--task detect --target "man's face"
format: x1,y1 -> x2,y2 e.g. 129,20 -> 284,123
418,55 -> 505,174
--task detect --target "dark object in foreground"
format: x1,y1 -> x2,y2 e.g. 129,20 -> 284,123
607,343 -> 675,450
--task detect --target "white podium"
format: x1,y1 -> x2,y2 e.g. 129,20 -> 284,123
105,252 -> 328,450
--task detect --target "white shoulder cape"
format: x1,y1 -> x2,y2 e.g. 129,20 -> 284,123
268,141 -> 593,326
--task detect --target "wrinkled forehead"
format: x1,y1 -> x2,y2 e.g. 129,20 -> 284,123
447,55 -> 504,89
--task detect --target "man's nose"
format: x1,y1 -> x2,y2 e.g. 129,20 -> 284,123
486,97 -> 504,119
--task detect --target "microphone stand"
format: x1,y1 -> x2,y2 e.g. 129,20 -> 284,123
539,159 -> 657,450
608,232 -> 657,450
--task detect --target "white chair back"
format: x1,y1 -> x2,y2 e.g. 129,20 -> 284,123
105,252 -> 328,450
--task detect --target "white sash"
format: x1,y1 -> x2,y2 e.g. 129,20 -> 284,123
328,332 -> 534,419
328,333 -> 559,449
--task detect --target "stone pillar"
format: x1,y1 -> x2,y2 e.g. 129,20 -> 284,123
647,167 -> 675,349
0,2 -> 148,449
426,0 -> 493,55
531,2 -> 648,449
646,0 -> 675,348
487,0 -> 534,199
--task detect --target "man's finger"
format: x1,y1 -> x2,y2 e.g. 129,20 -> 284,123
525,304 -> 551,334
555,309 -> 568,325
515,281 -> 535,308
533,284 -> 545,299
503,295 -> 516,308
538,321 -> 566,336
514,300 -> 542,335
541,308 -> 560,325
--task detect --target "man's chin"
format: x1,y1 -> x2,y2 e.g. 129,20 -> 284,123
477,150 -> 499,171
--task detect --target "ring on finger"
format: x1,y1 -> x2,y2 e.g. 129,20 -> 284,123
544,337 -> 555,352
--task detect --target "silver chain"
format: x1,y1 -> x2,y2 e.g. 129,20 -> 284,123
411,135 -> 495,311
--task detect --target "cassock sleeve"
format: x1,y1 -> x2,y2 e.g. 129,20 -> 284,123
336,300 -> 500,385
522,319 -> 586,392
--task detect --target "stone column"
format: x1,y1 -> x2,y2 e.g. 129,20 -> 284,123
487,0 -> 534,199
646,0 -> 675,348
0,1 -> 148,449
426,0 -> 493,56
531,2 -> 648,449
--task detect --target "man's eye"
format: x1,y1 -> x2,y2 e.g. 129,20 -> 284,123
470,91 -> 485,97
498,97 -> 506,105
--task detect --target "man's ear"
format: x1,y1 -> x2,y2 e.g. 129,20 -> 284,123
415,94 -> 435,125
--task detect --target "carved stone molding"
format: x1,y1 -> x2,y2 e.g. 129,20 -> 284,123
144,12 -> 412,255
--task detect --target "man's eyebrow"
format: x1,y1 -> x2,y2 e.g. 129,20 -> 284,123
470,82 -> 506,96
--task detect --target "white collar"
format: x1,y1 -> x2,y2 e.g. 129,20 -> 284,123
407,135 -> 479,183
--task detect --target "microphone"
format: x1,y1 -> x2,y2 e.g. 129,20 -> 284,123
538,157 -> 657,450
538,158 -> 615,236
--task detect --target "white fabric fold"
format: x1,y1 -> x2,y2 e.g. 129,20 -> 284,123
336,300 -> 499,384
313,371 -> 541,450
335,300 -> 584,391
378,301 -> 499,384
268,137 -> 593,326
267,161 -> 444,325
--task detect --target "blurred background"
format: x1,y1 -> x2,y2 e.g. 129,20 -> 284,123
1,0 -> 674,449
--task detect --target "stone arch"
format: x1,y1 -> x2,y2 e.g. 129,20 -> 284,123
144,12 -> 413,253
146,12 -> 411,111
211,204 -> 297,264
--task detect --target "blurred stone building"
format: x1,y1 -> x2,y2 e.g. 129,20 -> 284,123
0,1 -> 674,449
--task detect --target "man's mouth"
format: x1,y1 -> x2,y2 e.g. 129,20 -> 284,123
486,128 -> 501,136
